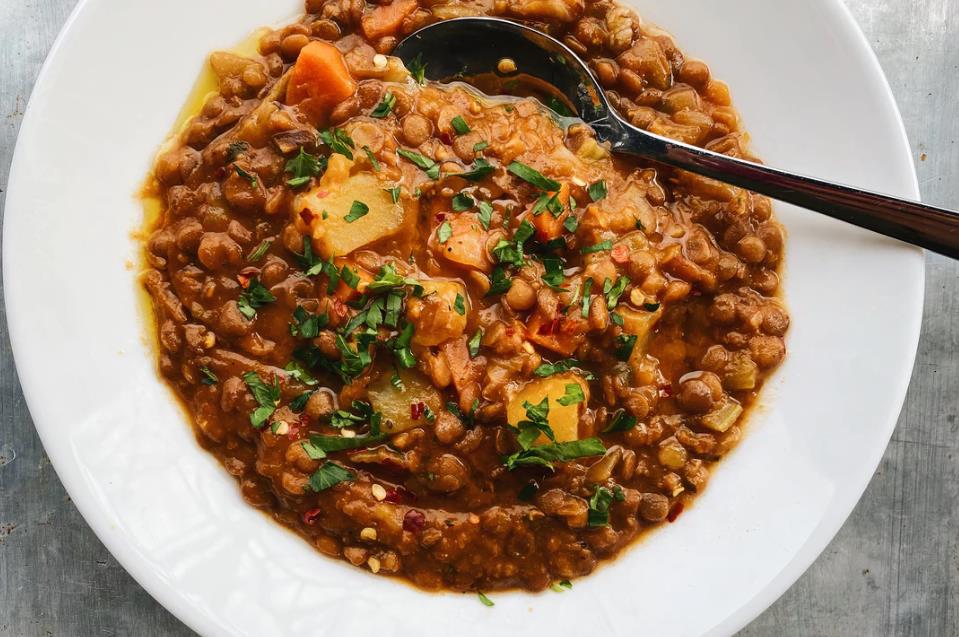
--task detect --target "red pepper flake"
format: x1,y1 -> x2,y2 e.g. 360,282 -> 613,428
410,401 -> 426,421
403,509 -> 426,533
385,485 -> 416,504
667,502 -> 684,523
611,244 -> 630,264
302,508 -> 323,525
435,212 -> 446,222
214,166 -> 227,179
661,383 -> 673,398
299,208 -> 314,225
438,131 -> 453,145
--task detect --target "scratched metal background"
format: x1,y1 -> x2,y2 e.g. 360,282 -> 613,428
1,1 -> 957,635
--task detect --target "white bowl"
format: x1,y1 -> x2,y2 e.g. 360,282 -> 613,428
2,0 -> 923,635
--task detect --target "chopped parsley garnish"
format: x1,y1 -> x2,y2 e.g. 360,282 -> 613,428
285,147 -> 326,187
615,334 -> 638,361
533,358 -> 595,381
454,293 -> 466,315
602,409 -> 637,433
237,278 -> 276,320
487,266 -> 512,296
340,266 -> 361,289
320,127 -> 355,160
408,53 -> 427,84
546,96 -> 574,117
330,400 -> 374,429
563,214 -> 579,233
531,192 -> 563,217
370,91 -> 396,118
344,200 -> 369,223
397,148 -> 440,179
290,306 -> 329,338
492,220 -> 535,267
363,145 -> 381,172
477,201 -> 494,230
503,436 -> 606,471
295,237 -> 326,277
581,240 -> 613,254
452,192 -> 474,211
246,238 -> 272,262
308,462 -> 355,492
451,115 -> 471,135
610,312 -> 624,326
243,371 -> 280,429
335,334 -> 373,381
550,580 -> 573,592
458,158 -> 494,181
556,383 -> 585,406
477,592 -> 495,607
289,391 -> 312,412
587,486 -> 615,527
473,140 -> 489,153
284,360 -> 318,386
507,161 -> 560,191
199,366 -> 218,385
579,278 -> 593,318
541,257 -> 565,290
386,185 -> 401,203
468,329 -> 483,357
233,165 -> 258,188
391,322 -> 416,368
447,400 -> 479,428
303,430 -> 387,458
587,180 -> 608,202
437,221 -> 453,243
366,263 -> 422,294
603,276 -> 630,310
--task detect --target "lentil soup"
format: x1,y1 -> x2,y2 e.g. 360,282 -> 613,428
141,0 -> 788,593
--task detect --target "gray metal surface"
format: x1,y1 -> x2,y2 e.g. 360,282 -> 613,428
0,1 -> 956,635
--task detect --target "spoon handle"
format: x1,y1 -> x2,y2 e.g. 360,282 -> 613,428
601,115 -> 959,258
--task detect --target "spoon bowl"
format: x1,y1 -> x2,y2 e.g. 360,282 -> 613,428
395,16 -> 959,258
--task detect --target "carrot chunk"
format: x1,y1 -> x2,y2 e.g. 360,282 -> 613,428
361,0 -> 419,41
286,41 -> 357,121
527,183 -> 571,242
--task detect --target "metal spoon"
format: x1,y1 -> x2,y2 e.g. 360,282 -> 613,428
394,16 -> 959,258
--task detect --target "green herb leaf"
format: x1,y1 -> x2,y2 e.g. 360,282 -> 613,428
246,238 -> 273,262
307,432 -> 387,455
345,200 -> 370,223
386,185 -> 401,203
453,293 -> 466,315
473,140 -> 489,153
602,409 -> 637,433
452,192 -> 474,211
603,276 -> 630,310
503,437 -> 605,471
408,53 -> 427,84
450,115 -> 471,135
284,360 -> 318,386
391,322 -> 416,368
363,145 -> 382,172
477,201 -> 494,230
290,391 -> 313,413
320,127 -> 355,160
468,329 -> 483,357
237,278 -> 276,320
340,266 -> 361,289
492,220 -> 535,267
581,240 -> 613,254
290,306 -> 329,338
563,214 -> 579,234
507,161 -> 560,191
587,486 -> 615,527
579,278 -> 593,319
615,334 -> 637,361
397,148 -> 440,180
437,221 -> 453,244
487,266 -> 512,296
308,462 -> 355,492
550,579 -> 573,592
233,164 -> 258,188
243,371 -> 281,429
556,383 -> 585,406
285,147 -> 326,187
533,358 -> 595,381
459,158 -> 494,181
370,91 -> 396,118
227,141 -> 249,162
541,257 -> 565,290
199,366 -> 218,385
330,400 -> 373,428
587,180 -> 608,202
477,592 -> 495,607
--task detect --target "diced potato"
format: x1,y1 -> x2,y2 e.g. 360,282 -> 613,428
700,397 -> 744,433
368,368 -> 443,435
295,159 -> 406,258
506,373 -> 589,444
436,213 -> 493,272
406,279 -> 469,347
